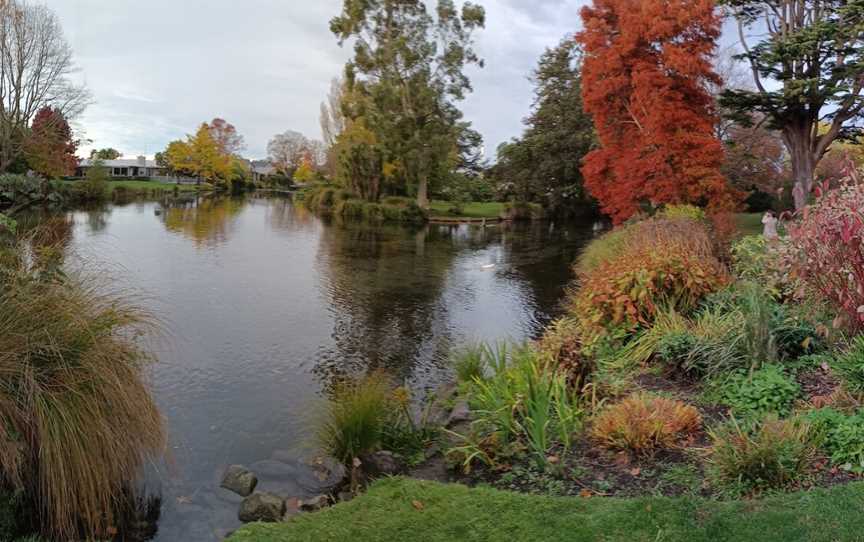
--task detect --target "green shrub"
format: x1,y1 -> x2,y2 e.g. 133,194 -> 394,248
459,344 -> 584,469
501,201 -> 544,221
656,330 -> 698,370
720,366 -> 800,419
805,408 -> 864,472
659,204 -> 706,222
832,335 -> 864,394
708,416 -> 816,494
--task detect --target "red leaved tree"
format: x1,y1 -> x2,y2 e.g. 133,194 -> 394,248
577,0 -> 739,223
24,107 -> 78,178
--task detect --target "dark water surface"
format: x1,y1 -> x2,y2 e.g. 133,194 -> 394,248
61,195 -> 594,540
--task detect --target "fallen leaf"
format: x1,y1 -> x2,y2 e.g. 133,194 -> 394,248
412,500 -> 424,511
629,467 -> 641,477
176,496 -> 192,505
547,455 -> 560,465
579,489 -> 593,498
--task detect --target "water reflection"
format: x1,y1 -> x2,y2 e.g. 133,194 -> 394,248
50,195 -> 593,541
161,196 -> 245,247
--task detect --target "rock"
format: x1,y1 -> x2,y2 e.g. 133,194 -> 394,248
308,456 -> 347,493
337,490 -> 354,503
300,494 -> 331,512
282,497 -> 302,522
360,451 -> 405,478
220,465 -> 257,497
446,399 -> 471,428
238,492 -> 286,523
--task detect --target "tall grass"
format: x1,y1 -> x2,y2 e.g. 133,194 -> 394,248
317,373 -> 391,464
0,233 -> 166,540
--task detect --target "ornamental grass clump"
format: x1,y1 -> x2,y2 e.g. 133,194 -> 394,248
0,235 -> 166,540
317,373 -> 392,464
708,416 -> 817,494
591,392 -> 702,455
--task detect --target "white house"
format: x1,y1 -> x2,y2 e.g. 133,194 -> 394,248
76,156 -> 167,179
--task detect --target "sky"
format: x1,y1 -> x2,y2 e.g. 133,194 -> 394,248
44,0 -> 590,161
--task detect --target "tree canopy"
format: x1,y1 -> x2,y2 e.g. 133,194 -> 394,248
23,107 -> 78,178
721,0 -> 864,210
330,0 -> 485,206
489,38 -> 596,215
578,0 -> 739,223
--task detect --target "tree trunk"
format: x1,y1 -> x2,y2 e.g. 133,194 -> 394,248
784,127 -> 816,211
416,174 -> 429,209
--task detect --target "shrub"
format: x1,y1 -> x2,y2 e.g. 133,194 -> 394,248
591,393 -> 701,455
708,416 -> 816,494
571,217 -> 728,343
720,365 -> 800,419
832,335 -> 864,394
804,408 -> 864,472
80,159 -> 109,201
460,344 -> 584,468
536,317 -> 595,387
656,330 -> 698,370
0,235 -> 166,540
787,179 -> 864,331
501,201 -> 544,221
659,203 -> 706,222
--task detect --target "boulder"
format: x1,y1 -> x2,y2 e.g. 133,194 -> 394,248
300,494 -> 331,512
220,465 -> 257,497
238,493 -> 286,523
308,456 -> 347,493
446,399 -> 471,428
360,451 -> 405,478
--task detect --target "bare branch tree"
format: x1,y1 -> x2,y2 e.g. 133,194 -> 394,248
0,0 -> 90,172
267,130 -> 310,175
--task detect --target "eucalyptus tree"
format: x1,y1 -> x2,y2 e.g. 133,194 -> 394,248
330,0 -> 485,207
721,0 -> 864,210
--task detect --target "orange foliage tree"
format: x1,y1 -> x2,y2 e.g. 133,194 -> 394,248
577,0 -> 739,223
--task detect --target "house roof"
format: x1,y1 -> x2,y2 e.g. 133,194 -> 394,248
80,158 -> 164,168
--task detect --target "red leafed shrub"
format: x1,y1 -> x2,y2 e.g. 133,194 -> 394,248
571,217 -> 728,339
787,178 -> 864,330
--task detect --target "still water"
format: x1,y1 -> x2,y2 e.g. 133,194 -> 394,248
63,195 -> 594,540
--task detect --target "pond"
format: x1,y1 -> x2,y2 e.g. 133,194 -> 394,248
59,194 -> 596,540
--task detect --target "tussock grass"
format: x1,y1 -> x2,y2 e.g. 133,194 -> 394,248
0,232 -> 166,540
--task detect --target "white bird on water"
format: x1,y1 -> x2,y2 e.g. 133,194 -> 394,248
481,263 -> 496,270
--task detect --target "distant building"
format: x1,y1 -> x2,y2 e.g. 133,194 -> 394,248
250,160 -> 277,183
76,156 -> 167,179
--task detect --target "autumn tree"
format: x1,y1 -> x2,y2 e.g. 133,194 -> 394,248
0,1 -> 89,172
578,0 -> 738,223
330,0 -> 485,207
489,38 -> 596,215
23,106 -> 78,178
722,0 -> 864,210
207,118 -> 246,156
267,130 -> 322,176
164,124 -> 234,185
90,148 -> 122,160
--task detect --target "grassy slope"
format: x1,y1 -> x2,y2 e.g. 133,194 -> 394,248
734,212 -> 764,237
227,477 -> 864,542
428,201 -> 504,219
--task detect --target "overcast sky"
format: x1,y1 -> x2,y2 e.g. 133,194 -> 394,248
41,0 -> 590,160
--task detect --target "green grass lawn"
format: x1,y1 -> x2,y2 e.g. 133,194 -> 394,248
227,477 -> 864,542
428,200 -> 504,219
106,180 -> 204,192
734,212 -> 764,237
